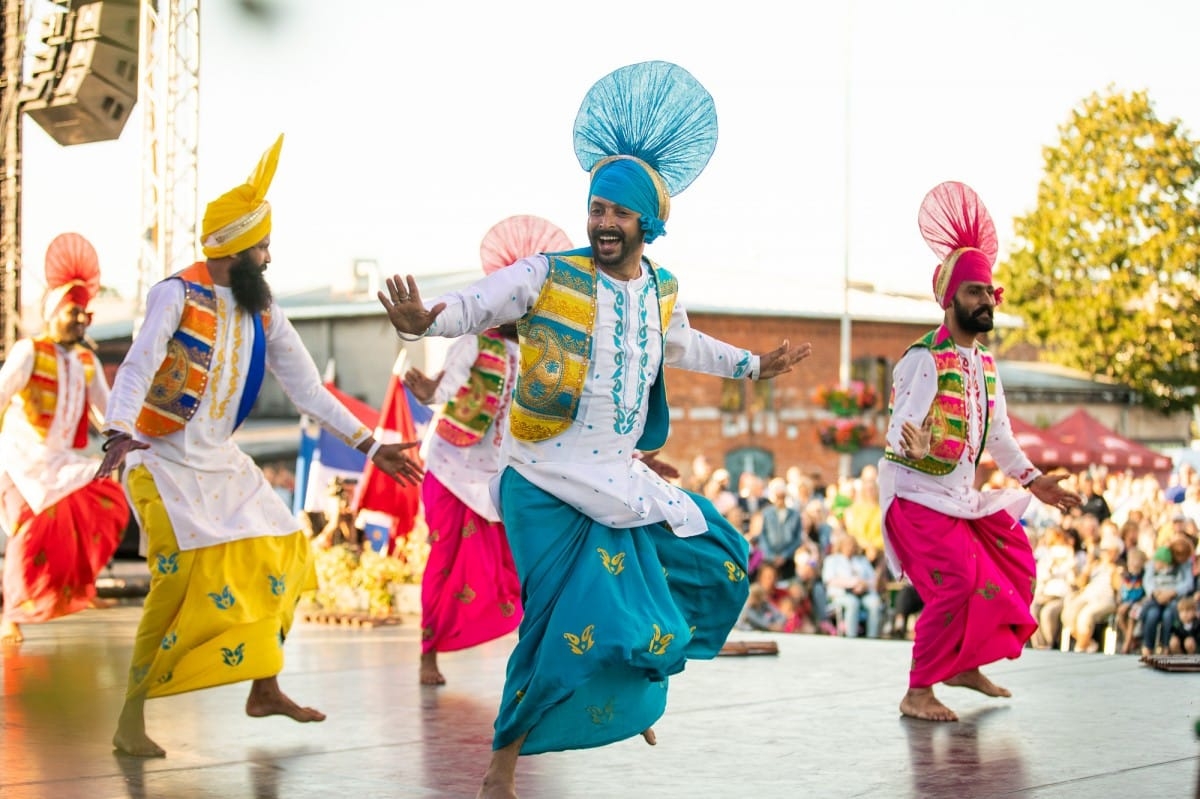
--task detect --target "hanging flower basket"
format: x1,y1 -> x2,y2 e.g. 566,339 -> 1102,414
812,381 -> 878,417
816,417 -> 874,454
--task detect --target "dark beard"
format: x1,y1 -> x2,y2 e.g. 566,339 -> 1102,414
952,298 -> 993,334
588,228 -> 639,269
229,251 -> 273,314
495,322 -> 519,340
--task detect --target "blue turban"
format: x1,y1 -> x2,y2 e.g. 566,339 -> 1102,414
588,158 -> 668,243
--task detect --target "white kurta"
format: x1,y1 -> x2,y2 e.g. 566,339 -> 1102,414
877,343 -> 1040,575
106,280 -> 371,551
422,333 -> 519,522
0,338 -> 111,534
424,255 -> 758,538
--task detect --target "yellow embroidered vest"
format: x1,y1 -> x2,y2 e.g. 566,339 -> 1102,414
883,326 -> 997,476
435,330 -> 510,447
17,336 -> 96,444
509,251 -> 677,444
135,262 -> 271,436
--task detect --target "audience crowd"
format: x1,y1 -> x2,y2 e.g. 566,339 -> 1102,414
694,453 -> 1200,656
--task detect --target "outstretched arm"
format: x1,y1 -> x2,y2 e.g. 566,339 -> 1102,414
378,275 -> 446,337
756,340 -> 813,380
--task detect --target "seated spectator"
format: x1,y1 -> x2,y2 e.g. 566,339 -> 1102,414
792,539 -> 828,632
750,478 -> 804,582
737,583 -> 786,632
1116,547 -> 1148,655
1168,595 -> 1198,654
1030,525 -> 1077,649
822,533 -> 883,639
779,586 -> 816,635
889,578 -> 924,640
1141,544 -> 1196,656
1061,533 -> 1122,653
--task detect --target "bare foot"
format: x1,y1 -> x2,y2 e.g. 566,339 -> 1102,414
0,619 -> 22,645
89,596 -> 119,609
112,698 -> 166,758
420,650 -> 446,685
476,778 -> 518,799
900,687 -> 958,722
641,727 -> 657,746
943,668 -> 1012,698
245,678 -> 326,722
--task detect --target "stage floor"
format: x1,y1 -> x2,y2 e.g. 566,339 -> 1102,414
1,602 -> 1197,799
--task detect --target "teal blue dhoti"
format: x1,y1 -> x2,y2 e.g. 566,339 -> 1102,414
493,468 -> 749,754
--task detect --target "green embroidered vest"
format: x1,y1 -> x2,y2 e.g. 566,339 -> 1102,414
883,326 -> 997,476
435,330 -> 510,447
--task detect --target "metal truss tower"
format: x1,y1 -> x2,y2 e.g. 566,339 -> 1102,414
0,0 -> 27,358
136,0 -> 199,317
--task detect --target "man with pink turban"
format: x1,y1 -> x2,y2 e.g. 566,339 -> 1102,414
0,233 -> 129,645
96,135 -> 424,758
878,181 -> 1082,722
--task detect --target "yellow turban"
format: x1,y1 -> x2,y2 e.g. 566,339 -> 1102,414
201,134 -> 283,258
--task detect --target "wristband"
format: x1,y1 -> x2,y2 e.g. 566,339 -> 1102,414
101,433 -> 127,453
366,440 -> 382,461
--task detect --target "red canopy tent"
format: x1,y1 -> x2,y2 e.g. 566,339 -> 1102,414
1004,413 -> 1070,468
1046,408 -> 1172,475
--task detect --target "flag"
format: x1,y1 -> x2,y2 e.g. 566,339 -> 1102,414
294,372 -> 380,515
353,352 -> 427,544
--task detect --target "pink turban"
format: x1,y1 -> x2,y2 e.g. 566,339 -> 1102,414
919,181 -> 1002,309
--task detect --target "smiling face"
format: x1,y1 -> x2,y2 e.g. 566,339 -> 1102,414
47,302 -> 90,346
586,196 -> 643,277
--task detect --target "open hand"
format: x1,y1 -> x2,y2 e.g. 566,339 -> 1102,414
638,451 -> 680,481
372,441 -> 425,486
378,275 -> 446,337
402,367 -> 443,405
757,340 -> 813,380
1027,470 -> 1083,514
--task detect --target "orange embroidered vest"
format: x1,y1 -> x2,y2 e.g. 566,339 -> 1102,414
19,336 -> 95,447
135,262 -> 271,436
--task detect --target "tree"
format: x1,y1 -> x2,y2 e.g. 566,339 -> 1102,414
996,88 -> 1200,413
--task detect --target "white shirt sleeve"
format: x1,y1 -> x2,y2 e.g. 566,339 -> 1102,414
87,350 -> 112,423
884,347 -> 938,452
663,298 -> 758,379
0,339 -> 34,418
105,279 -> 186,435
430,335 -> 480,406
984,371 -> 1039,482
427,256 -> 548,338
264,303 -> 371,447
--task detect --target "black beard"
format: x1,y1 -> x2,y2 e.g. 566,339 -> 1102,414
495,322 -> 519,340
952,298 -> 993,334
229,252 -> 273,314
588,228 -> 638,268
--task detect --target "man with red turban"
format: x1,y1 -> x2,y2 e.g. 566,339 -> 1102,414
878,182 -> 1082,722
0,233 -> 129,645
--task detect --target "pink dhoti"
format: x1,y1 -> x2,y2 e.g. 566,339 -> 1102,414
885,497 -> 1036,689
420,473 -> 522,654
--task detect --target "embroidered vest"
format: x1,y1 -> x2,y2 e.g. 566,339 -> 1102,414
435,330 -> 510,446
883,326 -> 997,476
136,262 -> 271,436
18,336 -> 95,447
509,250 -> 677,447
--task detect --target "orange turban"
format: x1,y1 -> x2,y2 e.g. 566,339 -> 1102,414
201,134 -> 283,258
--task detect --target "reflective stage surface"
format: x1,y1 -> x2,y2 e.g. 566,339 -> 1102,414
1,599 -> 1197,798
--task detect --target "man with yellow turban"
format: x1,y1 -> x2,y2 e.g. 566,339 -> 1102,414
96,135 -> 424,758
878,181 -> 1082,722
379,62 -> 812,799
0,233 -> 128,645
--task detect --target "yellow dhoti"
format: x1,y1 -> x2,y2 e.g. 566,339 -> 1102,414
124,465 -> 315,699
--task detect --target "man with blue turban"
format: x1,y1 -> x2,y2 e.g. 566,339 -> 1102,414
378,61 -> 812,799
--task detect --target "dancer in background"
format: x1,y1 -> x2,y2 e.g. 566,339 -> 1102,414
403,215 -> 572,685
0,232 -> 128,644
879,181 -> 1081,723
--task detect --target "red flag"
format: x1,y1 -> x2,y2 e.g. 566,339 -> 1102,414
353,355 -> 422,543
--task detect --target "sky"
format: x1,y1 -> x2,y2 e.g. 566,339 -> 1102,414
16,0 -> 1200,313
